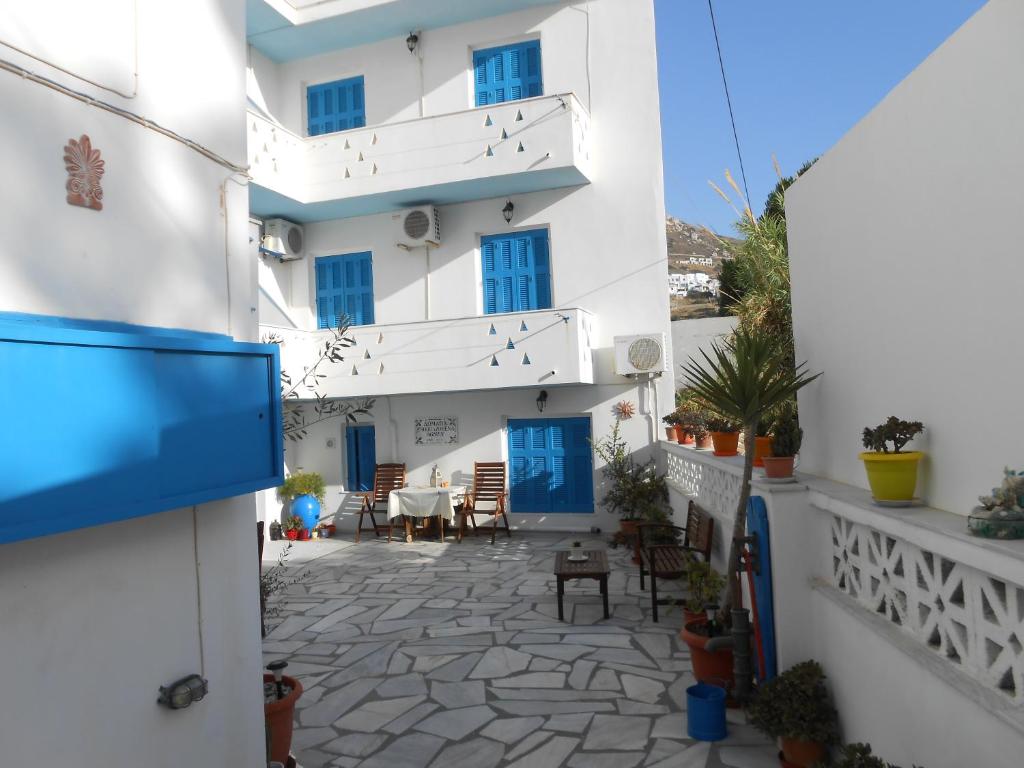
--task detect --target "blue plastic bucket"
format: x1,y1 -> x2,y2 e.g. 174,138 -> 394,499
686,683 -> 727,741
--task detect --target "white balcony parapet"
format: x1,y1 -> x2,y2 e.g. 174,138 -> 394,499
248,93 -> 592,221
264,307 -> 596,398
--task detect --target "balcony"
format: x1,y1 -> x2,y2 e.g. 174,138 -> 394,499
264,307 -> 596,398
248,93 -> 592,222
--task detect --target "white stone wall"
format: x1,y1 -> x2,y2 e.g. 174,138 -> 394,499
670,316 -> 736,390
786,0 -> 1024,516
0,2 -> 264,765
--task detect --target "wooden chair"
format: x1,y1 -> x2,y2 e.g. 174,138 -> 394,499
637,500 -> 715,622
357,463 -> 406,542
456,462 -> 510,544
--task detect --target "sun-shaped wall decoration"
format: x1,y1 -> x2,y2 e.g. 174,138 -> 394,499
614,400 -> 636,420
64,134 -> 104,211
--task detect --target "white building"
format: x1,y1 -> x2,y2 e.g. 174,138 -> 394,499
0,1 -> 267,765
247,0 -> 673,533
688,255 -> 714,267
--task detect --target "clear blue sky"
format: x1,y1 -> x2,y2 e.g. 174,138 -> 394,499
655,0 -> 987,235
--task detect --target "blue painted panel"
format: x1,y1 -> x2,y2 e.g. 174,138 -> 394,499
747,496 -> 778,682
473,40 -> 542,106
0,315 -> 283,545
508,417 -> 592,513
307,76 -> 365,136
345,425 -> 376,492
316,252 -> 374,329
481,229 -> 551,315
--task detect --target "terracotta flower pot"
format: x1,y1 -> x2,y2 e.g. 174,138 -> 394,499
680,621 -> 734,691
695,434 -> 713,450
683,432 -> 695,446
684,609 -> 707,626
674,424 -> 687,444
779,737 -> 826,768
264,674 -> 303,765
762,456 -> 795,479
665,426 -> 676,440
284,529 -> 298,541
711,431 -> 739,457
323,524 -> 336,538
297,528 -> 310,541
753,436 -> 773,468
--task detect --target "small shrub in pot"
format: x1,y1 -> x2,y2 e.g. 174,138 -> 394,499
763,405 -> 802,479
858,417 -> 925,503
747,660 -> 837,767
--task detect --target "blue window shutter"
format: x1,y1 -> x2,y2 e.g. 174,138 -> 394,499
315,252 -> 374,329
345,427 -> 358,489
508,418 -> 592,513
307,76 -> 366,136
473,40 -> 541,107
480,230 -> 550,314
345,425 -> 376,491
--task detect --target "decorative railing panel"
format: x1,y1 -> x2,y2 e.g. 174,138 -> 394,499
832,515 -> 1024,702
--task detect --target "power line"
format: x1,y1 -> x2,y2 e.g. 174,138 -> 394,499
707,0 -> 751,208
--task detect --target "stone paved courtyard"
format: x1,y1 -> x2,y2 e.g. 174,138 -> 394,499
262,532 -> 777,768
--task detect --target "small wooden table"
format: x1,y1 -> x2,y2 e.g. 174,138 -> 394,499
554,550 -> 610,622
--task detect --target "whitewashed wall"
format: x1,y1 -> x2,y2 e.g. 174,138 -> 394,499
671,316 -> 737,389
0,2 -> 264,766
786,0 -> 1024,515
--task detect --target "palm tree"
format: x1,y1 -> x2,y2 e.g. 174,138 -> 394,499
681,328 -> 821,617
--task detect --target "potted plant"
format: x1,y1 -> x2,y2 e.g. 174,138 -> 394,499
662,412 -> 680,441
282,515 -> 302,541
831,743 -> 917,768
268,520 -> 282,541
747,660 -> 838,767
968,467 -> 1024,539
320,521 -> 337,538
762,405 -> 801,479
859,417 -> 924,504
679,562 -> 735,691
752,420 -> 773,468
264,662 -> 303,765
706,416 -> 741,457
277,472 -> 327,532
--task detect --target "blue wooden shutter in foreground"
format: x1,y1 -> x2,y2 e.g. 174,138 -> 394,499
307,76 -> 366,136
316,252 -> 374,329
0,313 -> 283,544
474,40 -> 542,106
345,425 -> 376,492
508,418 -> 593,514
481,229 -> 551,314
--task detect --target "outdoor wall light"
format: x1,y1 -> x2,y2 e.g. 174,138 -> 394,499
536,390 -> 548,413
267,660 -> 289,700
157,674 -> 208,710
406,32 -> 419,53
502,199 -> 515,224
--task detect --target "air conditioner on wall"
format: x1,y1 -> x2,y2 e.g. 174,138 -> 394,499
262,218 -> 305,261
613,333 -> 668,376
394,206 -> 441,249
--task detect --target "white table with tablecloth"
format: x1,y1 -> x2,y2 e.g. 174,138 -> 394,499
387,486 -> 466,542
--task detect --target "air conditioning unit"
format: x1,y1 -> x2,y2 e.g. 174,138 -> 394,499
394,206 -> 441,249
262,218 -> 305,261
614,333 -> 668,376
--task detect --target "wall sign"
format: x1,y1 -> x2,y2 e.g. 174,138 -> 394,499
415,417 -> 458,445
64,134 -> 104,211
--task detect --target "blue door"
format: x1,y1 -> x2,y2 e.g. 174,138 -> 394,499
345,425 -> 376,492
473,40 -> 542,106
316,252 -> 374,329
307,76 -> 365,136
508,417 -> 593,513
481,229 -> 551,314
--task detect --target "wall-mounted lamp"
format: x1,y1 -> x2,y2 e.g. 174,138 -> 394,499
536,390 -> 548,413
502,199 -> 515,224
157,674 -> 208,710
406,32 -> 419,53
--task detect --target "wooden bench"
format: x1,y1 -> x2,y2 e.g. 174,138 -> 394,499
637,500 -> 715,622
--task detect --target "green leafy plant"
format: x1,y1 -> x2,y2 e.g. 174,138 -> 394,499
662,412 -> 681,426
277,472 -> 326,505
592,421 -> 671,524
281,515 -> 304,533
685,561 -> 727,614
747,660 -> 838,745
682,328 -> 821,617
260,543 -> 311,633
705,415 -> 739,433
979,468 -> 1024,512
771,404 -> 803,457
861,417 -> 924,454
830,743 -> 924,768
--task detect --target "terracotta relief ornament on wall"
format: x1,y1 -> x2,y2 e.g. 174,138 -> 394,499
64,134 -> 104,211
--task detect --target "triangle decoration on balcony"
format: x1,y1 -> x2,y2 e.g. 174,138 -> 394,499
488,323 -> 496,335
358,151 -> 364,161
485,145 -> 494,157
515,109 -> 524,122
506,337 -> 515,350
519,320 -> 528,331
521,353 -> 531,365
351,365 -> 359,376
344,167 -> 351,178
516,142 -> 525,153
500,128 -> 508,140
490,355 -> 499,367
344,139 -> 351,149
484,114 -> 493,127
371,133 -> 378,145
371,163 -> 379,174
378,362 -> 384,374
377,332 -> 384,344
363,349 -> 371,359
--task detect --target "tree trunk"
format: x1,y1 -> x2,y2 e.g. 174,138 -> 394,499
719,421 -> 756,623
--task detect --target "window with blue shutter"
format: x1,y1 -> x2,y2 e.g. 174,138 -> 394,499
481,229 -> 551,315
315,252 -> 375,329
307,76 -> 366,136
473,40 -> 542,106
345,425 -> 376,492
508,417 -> 593,514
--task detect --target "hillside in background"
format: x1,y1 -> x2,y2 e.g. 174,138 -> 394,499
666,216 -> 741,320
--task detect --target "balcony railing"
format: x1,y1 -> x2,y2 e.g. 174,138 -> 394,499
248,93 -> 592,220
264,307 -> 596,398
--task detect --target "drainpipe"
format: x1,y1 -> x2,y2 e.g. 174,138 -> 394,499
423,245 -> 431,320
381,395 -> 399,461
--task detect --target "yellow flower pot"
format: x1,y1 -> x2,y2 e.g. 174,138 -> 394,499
859,451 -> 924,503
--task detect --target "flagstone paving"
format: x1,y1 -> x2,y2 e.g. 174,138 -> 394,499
262,533 -> 776,768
